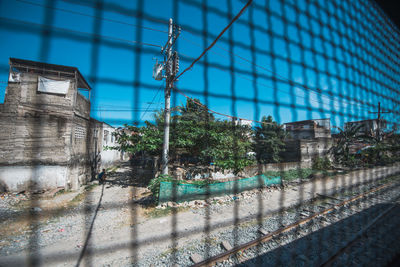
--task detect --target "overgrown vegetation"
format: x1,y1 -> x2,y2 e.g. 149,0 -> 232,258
109,98 -> 259,174
264,168 -> 314,181
312,157 -> 332,171
253,115 -> 286,164
330,125 -> 400,168
148,174 -> 174,200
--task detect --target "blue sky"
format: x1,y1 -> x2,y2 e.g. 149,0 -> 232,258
0,0 -> 398,129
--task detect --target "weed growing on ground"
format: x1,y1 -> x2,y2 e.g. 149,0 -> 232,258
145,206 -> 189,218
70,184 -> 98,204
106,165 -> 120,173
264,168 -> 314,181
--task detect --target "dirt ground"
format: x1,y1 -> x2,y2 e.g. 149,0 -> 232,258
0,163 -> 399,266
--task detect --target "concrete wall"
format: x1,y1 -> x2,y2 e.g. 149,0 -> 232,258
0,113 -> 72,166
0,165 -> 68,192
282,138 -> 332,163
75,92 -> 90,118
6,73 -> 76,112
299,138 -> 332,163
314,128 -> 331,138
241,161 -> 311,177
0,71 -> 94,192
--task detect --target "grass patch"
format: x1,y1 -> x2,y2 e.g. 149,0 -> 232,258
85,183 -> 98,191
264,168 -> 314,181
145,206 -> 188,218
263,168 -> 346,182
70,184 -> 98,204
106,165 -> 119,173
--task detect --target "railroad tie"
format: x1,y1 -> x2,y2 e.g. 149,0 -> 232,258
190,253 -> 203,264
258,228 -> 269,235
221,240 -> 233,251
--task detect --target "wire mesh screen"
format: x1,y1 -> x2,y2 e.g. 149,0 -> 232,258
0,0 -> 399,266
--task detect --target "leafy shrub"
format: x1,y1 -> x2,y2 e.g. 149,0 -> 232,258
345,155 -> 362,168
312,157 -> 332,171
148,174 -> 173,200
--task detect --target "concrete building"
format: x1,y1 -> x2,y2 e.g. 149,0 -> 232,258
0,58 -> 120,192
90,119 -> 123,168
284,118 -> 331,140
282,119 -> 332,163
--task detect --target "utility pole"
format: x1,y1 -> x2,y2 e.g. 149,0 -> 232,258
161,18 -> 173,175
368,101 -> 391,141
377,102 -> 381,140
155,18 -> 180,175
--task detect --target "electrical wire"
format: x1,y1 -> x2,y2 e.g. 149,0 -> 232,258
14,0 -> 168,34
172,85 -> 275,125
140,82 -> 164,121
175,0 -> 253,80
0,16 -> 162,48
61,0 -> 169,25
177,51 -> 346,112
179,34 -> 374,112
90,109 -> 159,112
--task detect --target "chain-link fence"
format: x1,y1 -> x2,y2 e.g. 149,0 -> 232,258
0,0 -> 399,266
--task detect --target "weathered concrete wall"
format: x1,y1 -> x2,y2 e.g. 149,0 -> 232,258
299,138 -> 332,163
0,71 -> 94,192
75,93 -> 90,118
7,73 -> 76,111
282,138 -> 332,163
314,128 -> 331,138
0,165 -> 68,192
0,114 -> 72,166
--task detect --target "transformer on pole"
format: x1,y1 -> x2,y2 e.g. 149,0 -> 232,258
152,18 -> 180,175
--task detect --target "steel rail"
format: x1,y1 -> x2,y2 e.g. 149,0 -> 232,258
191,182 -> 394,267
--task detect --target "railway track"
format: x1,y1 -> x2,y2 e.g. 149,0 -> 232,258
190,177 -> 400,267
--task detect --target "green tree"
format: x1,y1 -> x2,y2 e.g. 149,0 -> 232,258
110,121 -> 163,157
110,98 -> 254,174
170,99 -> 214,160
253,115 -> 286,163
202,120 -> 253,174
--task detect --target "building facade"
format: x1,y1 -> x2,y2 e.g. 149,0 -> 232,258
284,118 -> 331,140
0,58 -> 120,192
282,118 -> 332,163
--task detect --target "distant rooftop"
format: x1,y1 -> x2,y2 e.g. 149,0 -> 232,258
9,58 -> 91,90
284,118 -> 330,125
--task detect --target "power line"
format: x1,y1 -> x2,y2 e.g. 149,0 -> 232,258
90,109 -> 159,112
61,0 -> 170,25
140,82 -> 164,121
179,34 -> 373,112
177,51 -> 346,112
172,85 -> 274,125
14,0 -> 168,34
0,16 -> 162,48
175,0 -> 253,80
